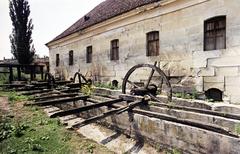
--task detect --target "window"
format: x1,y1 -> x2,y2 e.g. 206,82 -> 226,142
86,46 -> 92,63
69,50 -> 73,65
204,16 -> 226,51
147,31 -> 159,56
110,39 -> 119,60
56,54 -> 60,67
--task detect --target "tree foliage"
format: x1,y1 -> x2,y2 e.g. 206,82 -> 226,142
9,0 -> 35,64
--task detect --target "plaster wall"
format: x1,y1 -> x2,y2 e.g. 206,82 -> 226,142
48,0 -> 240,104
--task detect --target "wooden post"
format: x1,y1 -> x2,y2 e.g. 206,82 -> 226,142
47,66 -> 49,72
17,66 -> 21,81
33,65 -> 36,80
40,66 -> 44,80
9,66 -> 13,84
30,66 -> 34,81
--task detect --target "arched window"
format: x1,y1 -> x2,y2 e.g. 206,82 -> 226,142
204,16 -> 226,51
69,50 -> 74,65
110,39 -> 119,61
146,31 -> 159,56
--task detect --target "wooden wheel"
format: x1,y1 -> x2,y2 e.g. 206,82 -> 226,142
44,72 -> 55,89
73,72 -> 91,88
122,62 -> 172,102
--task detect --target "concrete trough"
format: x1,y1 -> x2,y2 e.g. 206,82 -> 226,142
53,92 -> 240,154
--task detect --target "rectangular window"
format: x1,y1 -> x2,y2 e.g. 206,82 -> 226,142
86,46 -> 92,63
147,31 -> 159,56
204,16 -> 226,51
110,39 -> 119,61
69,50 -> 73,65
56,54 -> 60,67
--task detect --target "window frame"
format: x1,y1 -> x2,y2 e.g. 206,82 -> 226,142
56,54 -> 60,67
86,46 -> 92,63
69,50 -> 74,66
204,16 -> 226,51
146,31 -> 159,57
110,39 -> 119,61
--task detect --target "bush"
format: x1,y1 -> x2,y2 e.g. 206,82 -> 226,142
81,85 -> 95,96
0,119 -> 15,141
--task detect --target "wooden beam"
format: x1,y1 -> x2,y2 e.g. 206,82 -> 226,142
17,67 -> 21,81
71,101 -> 143,128
33,93 -> 79,101
132,109 -> 239,138
151,102 -> 240,121
26,95 -> 89,106
50,98 -> 123,118
9,66 -> 13,83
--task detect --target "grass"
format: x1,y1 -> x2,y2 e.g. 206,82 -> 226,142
94,82 -> 121,90
164,148 -> 181,154
173,92 -> 197,100
8,92 -> 33,103
235,124 -> 240,135
0,94 -> 113,154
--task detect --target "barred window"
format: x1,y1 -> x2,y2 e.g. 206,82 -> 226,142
69,50 -> 74,65
110,39 -> 119,61
56,54 -> 60,67
204,16 -> 226,51
147,31 -> 159,56
86,46 -> 92,63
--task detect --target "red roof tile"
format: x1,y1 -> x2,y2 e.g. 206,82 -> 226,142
48,0 -> 161,44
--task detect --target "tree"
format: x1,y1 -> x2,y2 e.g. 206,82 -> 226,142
9,0 -> 35,64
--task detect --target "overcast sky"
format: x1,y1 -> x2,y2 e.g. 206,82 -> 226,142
0,0 -> 105,60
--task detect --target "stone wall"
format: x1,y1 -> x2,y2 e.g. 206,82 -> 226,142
47,0 -> 240,104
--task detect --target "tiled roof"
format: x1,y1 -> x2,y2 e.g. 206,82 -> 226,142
48,0 -> 161,44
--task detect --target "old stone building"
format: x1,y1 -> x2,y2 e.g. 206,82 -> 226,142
46,0 -> 240,104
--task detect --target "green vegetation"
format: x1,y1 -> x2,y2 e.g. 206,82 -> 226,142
0,73 -> 8,84
164,148 -> 182,154
235,124 -> 240,135
94,82 -> 120,90
81,85 -> 95,96
173,92 -> 197,100
8,92 -> 30,103
0,95 -> 113,154
0,68 -> 30,85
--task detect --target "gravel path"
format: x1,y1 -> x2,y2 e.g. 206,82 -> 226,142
0,97 -> 9,114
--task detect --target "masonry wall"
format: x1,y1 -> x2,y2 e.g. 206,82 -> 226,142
48,0 -> 240,104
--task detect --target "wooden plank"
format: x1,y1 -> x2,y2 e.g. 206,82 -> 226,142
26,95 -> 89,106
132,109 -> 239,138
21,89 -> 53,95
50,98 -> 123,118
60,88 -> 80,93
33,93 -> 79,101
0,71 -> 10,73
86,97 -> 240,137
71,101 -> 143,128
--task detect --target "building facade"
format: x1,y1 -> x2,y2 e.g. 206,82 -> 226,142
46,0 -> 240,104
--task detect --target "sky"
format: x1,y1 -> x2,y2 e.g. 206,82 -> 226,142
0,0 -> 105,60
